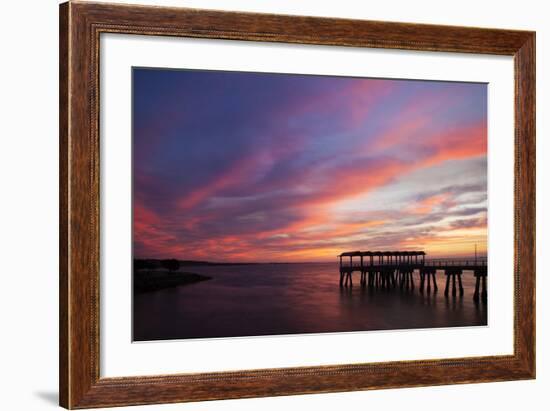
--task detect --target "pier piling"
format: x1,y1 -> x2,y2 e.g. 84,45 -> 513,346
473,267 -> 488,302
420,267 -> 438,293
444,268 -> 464,298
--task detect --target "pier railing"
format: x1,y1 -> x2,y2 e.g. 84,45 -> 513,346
338,258 -> 487,268
424,258 -> 487,268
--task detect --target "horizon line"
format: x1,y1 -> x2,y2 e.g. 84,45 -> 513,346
134,255 -> 489,264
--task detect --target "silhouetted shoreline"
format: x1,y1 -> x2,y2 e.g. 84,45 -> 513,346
134,258 -> 326,268
134,270 -> 212,293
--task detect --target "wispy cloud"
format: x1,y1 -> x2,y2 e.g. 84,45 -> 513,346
133,69 -> 487,261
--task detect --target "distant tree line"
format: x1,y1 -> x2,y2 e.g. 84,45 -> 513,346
134,258 -> 180,272
133,258 -> 257,271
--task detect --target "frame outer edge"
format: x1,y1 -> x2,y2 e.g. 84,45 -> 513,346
59,2 -> 70,408
515,33 -> 536,377
60,2 -> 536,408
62,1 -> 98,408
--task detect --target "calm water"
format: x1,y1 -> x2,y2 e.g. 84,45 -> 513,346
133,262 -> 487,341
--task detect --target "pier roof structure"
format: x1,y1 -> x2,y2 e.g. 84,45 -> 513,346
339,250 -> 425,257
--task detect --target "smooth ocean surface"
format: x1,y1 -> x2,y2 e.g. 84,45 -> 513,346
133,262 -> 487,341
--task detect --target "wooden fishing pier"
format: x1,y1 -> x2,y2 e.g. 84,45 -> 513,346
338,250 -> 487,301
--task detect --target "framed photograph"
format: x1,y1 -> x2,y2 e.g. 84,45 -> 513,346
59,1 -> 535,408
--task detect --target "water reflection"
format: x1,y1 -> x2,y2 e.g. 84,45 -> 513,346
134,262 -> 487,341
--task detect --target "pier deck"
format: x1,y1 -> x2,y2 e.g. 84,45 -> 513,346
338,250 -> 487,301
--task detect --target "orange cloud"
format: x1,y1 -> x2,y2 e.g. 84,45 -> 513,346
409,193 -> 451,214
421,122 -> 487,166
370,116 -> 430,152
177,159 -> 257,210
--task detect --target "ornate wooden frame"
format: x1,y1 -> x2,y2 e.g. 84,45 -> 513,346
59,1 -> 535,408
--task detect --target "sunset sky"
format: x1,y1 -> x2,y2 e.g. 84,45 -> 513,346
133,68 -> 487,262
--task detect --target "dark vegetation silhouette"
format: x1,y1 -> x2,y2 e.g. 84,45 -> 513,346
161,258 -> 181,272
133,258 -> 210,293
133,259 -> 155,271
